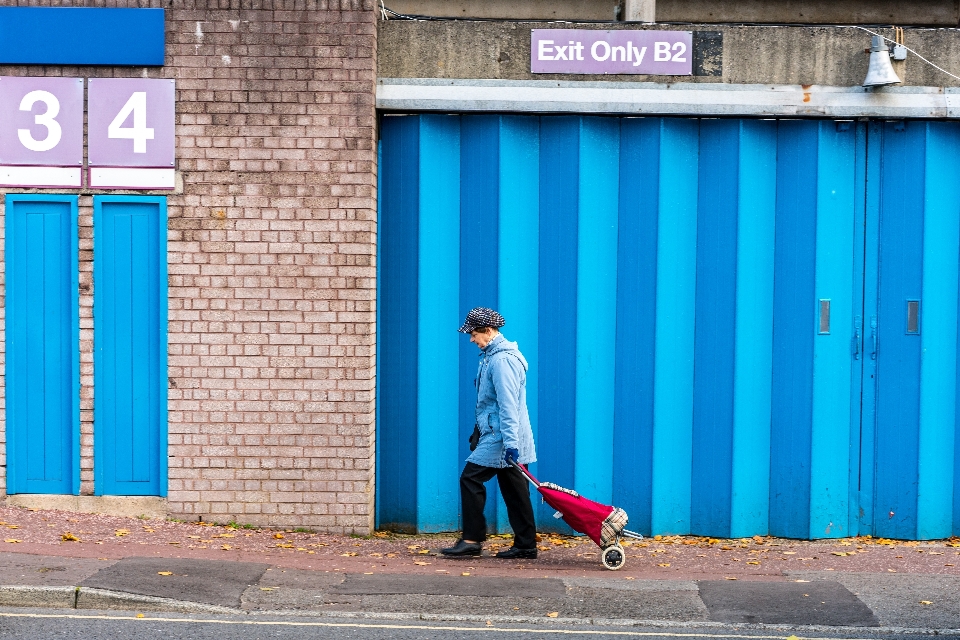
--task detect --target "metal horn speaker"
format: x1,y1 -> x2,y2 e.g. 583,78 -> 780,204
863,35 -> 901,87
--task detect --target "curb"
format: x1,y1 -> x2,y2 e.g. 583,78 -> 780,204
2,585 -> 960,637
0,586 -> 236,615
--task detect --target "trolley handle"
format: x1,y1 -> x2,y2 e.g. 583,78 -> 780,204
508,459 -> 541,488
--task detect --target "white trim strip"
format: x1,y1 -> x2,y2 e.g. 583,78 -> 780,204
378,78 -> 960,118
0,165 -> 82,188
89,167 -> 175,190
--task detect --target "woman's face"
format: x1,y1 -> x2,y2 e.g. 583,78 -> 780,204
469,327 -> 497,349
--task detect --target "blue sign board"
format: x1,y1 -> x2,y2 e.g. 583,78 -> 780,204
0,8 -> 164,66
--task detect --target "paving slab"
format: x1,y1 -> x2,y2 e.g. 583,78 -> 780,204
824,572 -> 960,630
80,556 -> 269,608
334,573 -> 567,597
698,579 -> 879,626
0,551 -> 112,586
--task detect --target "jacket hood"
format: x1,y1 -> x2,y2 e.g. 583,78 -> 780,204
482,334 -> 528,371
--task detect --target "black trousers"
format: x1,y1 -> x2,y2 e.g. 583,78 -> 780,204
460,461 -> 537,549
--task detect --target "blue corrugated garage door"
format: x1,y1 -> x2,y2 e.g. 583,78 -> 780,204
377,114 -> 960,540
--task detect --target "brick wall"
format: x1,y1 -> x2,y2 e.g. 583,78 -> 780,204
0,0 -> 379,534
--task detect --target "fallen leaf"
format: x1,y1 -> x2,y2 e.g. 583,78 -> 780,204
546,612 -> 559,618
920,601 -> 933,605
462,572 -> 470,576
657,563 -> 670,567
724,576 -> 737,580
221,544 -> 232,550
61,532 -> 80,542
5,539 -> 21,544
143,528 -> 155,533
413,561 -> 430,566
187,535 -> 201,539
259,587 -> 275,591
795,579 -> 810,583
157,571 -> 172,576
168,541 -> 181,545
418,549 -> 430,555
136,614 -> 145,619
407,545 -> 420,550
341,552 -> 358,557
831,552 -> 848,557
746,561 -> 760,565
273,533 -> 284,539
364,572 -> 374,575
624,576 -> 635,580
386,553 -> 397,558
115,529 -> 129,537
6,525 -> 18,530
296,548 -> 307,551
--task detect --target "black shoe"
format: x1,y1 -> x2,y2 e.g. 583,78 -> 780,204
441,539 -> 482,556
495,546 -> 538,559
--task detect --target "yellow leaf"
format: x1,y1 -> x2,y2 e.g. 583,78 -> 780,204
61,532 -> 80,542
546,612 -> 559,618
724,576 -> 737,580
273,533 -> 284,539
341,552 -> 358,557
657,563 -> 670,567
920,601 -> 933,605
115,529 -> 129,536
413,561 -> 430,566
364,572 -> 374,575
296,548 -> 307,551
407,545 -> 420,550
136,614 -> 145,619
624,576 -> 635,580
418,549 -> 430,555
157,571 -> 172,576
786,636 -> 800,640
6,525 -> 18,529
260,587 -> 275,591
831,552 -> 847,557
216,534 -> 235,538
5,539 -> 21,544
462,572 -> 470,576
187,535 -> 201,539
168,541 -> 180,545
221,544 -> 232,550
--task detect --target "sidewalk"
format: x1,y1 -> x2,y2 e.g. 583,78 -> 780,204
1,505 -> 959,633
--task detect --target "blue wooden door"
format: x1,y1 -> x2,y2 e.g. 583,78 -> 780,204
93,196 -> 167,496
5,195 -> 79,495
862,121 -> 960,539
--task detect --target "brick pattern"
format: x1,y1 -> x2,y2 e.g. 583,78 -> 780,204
0,0 -> 379,533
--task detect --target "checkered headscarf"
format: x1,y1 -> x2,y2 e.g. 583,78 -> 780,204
458,307 -> 505,333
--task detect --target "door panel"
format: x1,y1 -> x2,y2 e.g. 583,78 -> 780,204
5,195 -> 79,494
93,197 -> 167,496
867,121 -> 960,539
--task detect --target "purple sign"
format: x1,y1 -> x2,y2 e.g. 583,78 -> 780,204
0,77 -> 84,166
88,78 -> 175,167
531,29 -> 692,75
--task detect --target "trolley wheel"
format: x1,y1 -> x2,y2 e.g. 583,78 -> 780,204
601,544 -> 626,570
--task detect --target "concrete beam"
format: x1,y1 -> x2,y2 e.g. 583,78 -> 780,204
377,78 -> 960,119
624,0 -> 655,22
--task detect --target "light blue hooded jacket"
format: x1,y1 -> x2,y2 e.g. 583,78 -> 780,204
467,333 -> 537,468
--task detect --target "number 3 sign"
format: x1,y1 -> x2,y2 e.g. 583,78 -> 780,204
0,77 -> 84,186
89,78 -> 175,188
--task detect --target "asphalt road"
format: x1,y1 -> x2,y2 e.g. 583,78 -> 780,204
0,609 -> 955,640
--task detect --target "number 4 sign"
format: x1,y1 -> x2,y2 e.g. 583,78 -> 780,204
88,78 -> 175,189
